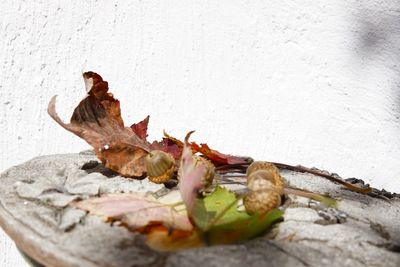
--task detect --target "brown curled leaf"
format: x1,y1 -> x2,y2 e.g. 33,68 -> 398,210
48,72 -> 249,177
48,72 -> 151,177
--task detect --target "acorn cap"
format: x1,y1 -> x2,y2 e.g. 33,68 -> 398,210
247,171 -> 276,190
246,161 -> 278,176
177,155 -> 215,189
194,156 -> 215,188
246,162 -> 284,193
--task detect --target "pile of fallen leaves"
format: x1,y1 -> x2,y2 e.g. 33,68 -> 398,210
48,72 -> 251,178
48,72 -> 367,251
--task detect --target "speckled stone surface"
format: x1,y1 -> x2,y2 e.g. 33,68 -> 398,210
0,153 -> 399,267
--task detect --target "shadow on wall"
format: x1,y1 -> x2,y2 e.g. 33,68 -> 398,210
354,4 -> 400,120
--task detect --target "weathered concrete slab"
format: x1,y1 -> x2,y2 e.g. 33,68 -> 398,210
0,153 -> 399,267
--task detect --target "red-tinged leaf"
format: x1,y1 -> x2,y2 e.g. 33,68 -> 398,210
145,227 -> 204,252
179,132 -> 206,214
72,193 -> 193,231
163,131 -> 184,148
163,131 -> 252,166
130,122 -> 182,159
191,142 -> 251,165
150,138 -> 182,159
48,72 -> 151,177
131,115 -> 150,140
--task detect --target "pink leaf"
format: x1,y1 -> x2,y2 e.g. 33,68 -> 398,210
72,193 -> 193,231
178,132 -> 206,214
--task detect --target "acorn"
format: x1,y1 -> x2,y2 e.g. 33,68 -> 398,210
145,150 -> 176,184
193,156 -> 215,189
244,162 -> 284,214
246,161 -> 284,193
177,155 -> 215,189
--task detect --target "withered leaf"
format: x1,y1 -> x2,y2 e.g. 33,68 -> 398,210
48,72 -> 151,177
150,138 -> 182,159
190,142 -> 251,165
164,131 -> 252,166
130,115 -> 150,140
130,117 -> 182,159
72,193 -> 193,231
49,72 -> 251,180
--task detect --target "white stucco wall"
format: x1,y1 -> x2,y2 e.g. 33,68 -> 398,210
1,1 -> 400,265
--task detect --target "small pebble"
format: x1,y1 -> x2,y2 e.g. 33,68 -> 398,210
317,208 -> 347,224
81,161 -> 100,170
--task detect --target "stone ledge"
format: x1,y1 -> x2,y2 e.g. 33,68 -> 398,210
0,153 -> 399,267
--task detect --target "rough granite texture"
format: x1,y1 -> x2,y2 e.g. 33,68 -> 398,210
0,153 -> 399,267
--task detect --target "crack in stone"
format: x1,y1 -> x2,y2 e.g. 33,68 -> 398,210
268,241 -> 310,267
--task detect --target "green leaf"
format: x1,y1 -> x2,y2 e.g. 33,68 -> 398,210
192,186 -> 284,245
192,186 -> 246,230
206,209 -> 283,245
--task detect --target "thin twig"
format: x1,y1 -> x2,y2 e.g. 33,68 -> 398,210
215,161 -> 372,194
271,162 -> 371,194
283,187 -> 337,207
216,163 -> 250,171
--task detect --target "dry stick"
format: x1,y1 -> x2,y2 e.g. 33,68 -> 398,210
271,162 -> 372,194
216,162 -> 371,194
216,164 -> 248,172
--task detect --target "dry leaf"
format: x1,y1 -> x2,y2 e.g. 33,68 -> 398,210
49,72 -> 250,177
164,131 -> 252,166
72,193 -> 193,231
150,138 -> 182,159
48,72 -> 151,177
190,142 -> 251,165
130,115 -> 150,140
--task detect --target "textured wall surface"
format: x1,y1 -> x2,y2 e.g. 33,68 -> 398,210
1,1 -> 400,265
